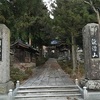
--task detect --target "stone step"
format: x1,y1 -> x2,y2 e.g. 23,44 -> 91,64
14,97 -> 81,100
19,85 -> 77,89
15,93 -> 81,98
17,88 -> 79,93
16,91 -> 80,96
14,85 -> 82,99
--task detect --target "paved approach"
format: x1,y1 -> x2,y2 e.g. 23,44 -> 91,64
21,58 -> 74,87
19,58 -> 83,100
0,58 -> 83,100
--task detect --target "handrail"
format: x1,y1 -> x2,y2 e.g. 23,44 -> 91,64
8,80 -> 20,100
75,79 -> 88,100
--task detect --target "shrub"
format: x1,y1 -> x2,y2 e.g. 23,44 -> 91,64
25,67 -> 33,76
58,60 -> 85,80
36,57 -> 47,66
10,66 -> 33,85
58,60 -> 73,74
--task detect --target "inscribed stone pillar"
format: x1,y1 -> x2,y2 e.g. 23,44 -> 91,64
0,24 -> 13,94
83,23 -> 100,80
82,23 -> 100,90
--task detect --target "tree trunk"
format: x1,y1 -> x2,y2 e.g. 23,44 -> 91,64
96,11 -> 100,25
72,33 -> 77,75
29,32 -> 31,45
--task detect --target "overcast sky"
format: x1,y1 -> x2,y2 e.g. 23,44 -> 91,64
43,0 -> 56,19
43,0 -> 55,11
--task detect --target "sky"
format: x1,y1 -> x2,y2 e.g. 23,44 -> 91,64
43,0 -> 56,19
43,0 -> 56,11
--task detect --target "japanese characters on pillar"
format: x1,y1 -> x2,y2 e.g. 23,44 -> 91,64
90,25 -> 99,58
91,37 -> 99,58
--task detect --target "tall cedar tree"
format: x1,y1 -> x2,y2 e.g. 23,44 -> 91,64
0,0 -> 51,47
52,0 -> 96,74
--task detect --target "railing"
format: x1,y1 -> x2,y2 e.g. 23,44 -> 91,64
8,80 -> 20,100
75,79 -> 88,100
8,79 -> 88,100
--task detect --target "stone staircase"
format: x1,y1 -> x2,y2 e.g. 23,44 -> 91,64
14,85 -> 82,100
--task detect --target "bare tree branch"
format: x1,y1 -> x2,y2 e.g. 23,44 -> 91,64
84,1 -> 91,6
84,0 -> 100,24
89,0 -> 93,5
84,0 -> 97,13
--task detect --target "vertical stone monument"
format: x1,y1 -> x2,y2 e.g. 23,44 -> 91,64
0,24 -> 13,94
82,23 -> 100,90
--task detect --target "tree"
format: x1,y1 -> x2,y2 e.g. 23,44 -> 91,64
52,0 -> 96,74
84,0 -> 100,24
0,0 -> 51,47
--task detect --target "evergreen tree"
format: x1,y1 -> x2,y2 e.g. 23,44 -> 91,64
0,0 -> 50,47
52,0 -> 96,74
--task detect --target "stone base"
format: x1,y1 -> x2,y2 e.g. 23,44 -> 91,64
80,78 -> 100,90
88,92 -> 100,100
0,81 -> 14,94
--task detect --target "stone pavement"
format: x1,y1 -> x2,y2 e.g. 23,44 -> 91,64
21,58 -> 75,87
18,58 -> 82,100
1,58 -> 100,100
0,58 -> 100,100
0,58 -> 83,100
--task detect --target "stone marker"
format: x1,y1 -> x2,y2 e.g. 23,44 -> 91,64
0,24 -> 13,94
82,23 -> 100,90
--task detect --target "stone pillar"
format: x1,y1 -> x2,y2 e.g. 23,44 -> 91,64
82,23 -> 100,90
0,24 -> 14,94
